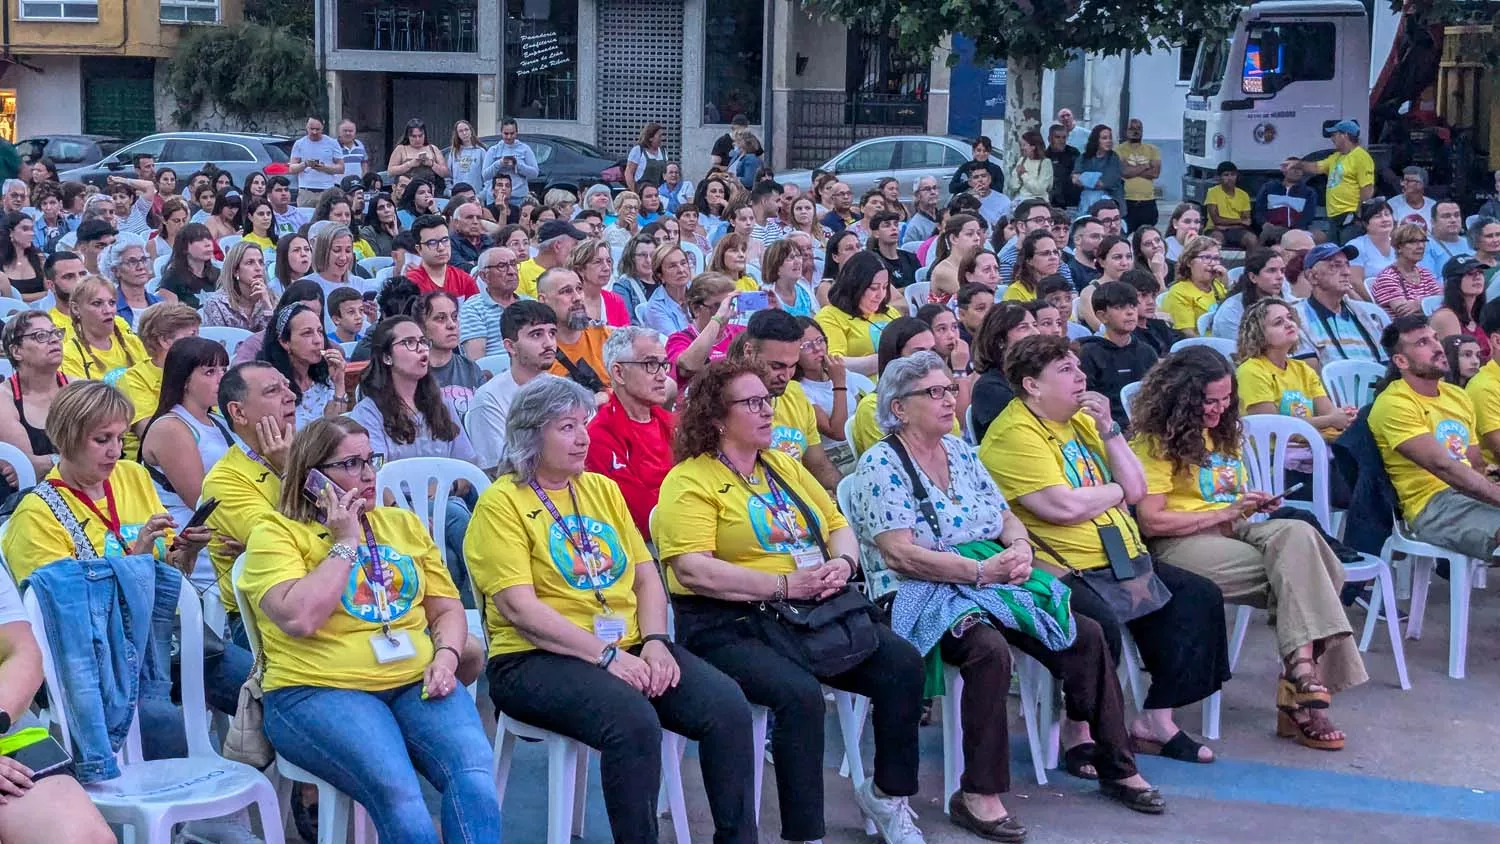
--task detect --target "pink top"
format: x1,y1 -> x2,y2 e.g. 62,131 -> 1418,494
666,322 -> 746,378
1369,264 -> 1440,317
600,289 -> 630,328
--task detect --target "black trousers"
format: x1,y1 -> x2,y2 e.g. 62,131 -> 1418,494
1125,199 -> 1159,231
675,600 -> 924,842
1065,561 -> 1232,711
487,642 -> 758,844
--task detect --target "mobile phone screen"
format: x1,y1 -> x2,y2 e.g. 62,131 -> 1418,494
736,291 -> 768,313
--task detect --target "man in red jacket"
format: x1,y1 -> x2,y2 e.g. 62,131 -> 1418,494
586,325 -> 675,539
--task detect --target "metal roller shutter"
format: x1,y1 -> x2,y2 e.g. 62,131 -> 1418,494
595,0 -> 684,160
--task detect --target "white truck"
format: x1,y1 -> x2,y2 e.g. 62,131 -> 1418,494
1181,0 -> 1497,212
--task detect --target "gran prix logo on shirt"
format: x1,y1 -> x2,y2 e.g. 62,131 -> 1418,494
747,494 -> 810,552
1197,453 -> 1246,504
1434,419 -> 1470,462
1059,439 -> 1109,489
771,425 -> 808,460
1280,390 -> 1312,418
546,515 -> 628,590
342,545 -> 420,623
102,523 -> 164,558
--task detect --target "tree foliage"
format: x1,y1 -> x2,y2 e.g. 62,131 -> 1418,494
245,0 -> 315,41
804,0 -> 1241,68
165,22 -> 322,127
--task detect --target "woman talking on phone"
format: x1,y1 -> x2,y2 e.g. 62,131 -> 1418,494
239,417 -> 498,843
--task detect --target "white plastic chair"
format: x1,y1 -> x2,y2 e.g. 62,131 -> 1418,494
1320,359 -> 1385,409
0,440 -> 36,490
904,282 -> 930,316
477,352 -> 511,378
1239,414 -> 1409,688
153,254 -> 171,278
229,555 -> 374,844
197,326 -> 253,358
939,654 -> 1059,803
0,296 -> 29,320
218,234 -> 243,251
1065,320 -> 1092,341
26,570 -> 285,844
359,256 -> 394,276
1119,630 -> 1225,740
1120,381 -> 1142,424
1170,336 -> 1236,359
1196,310 -> 1214,337
634,301 -> 649,325
375,457 -> 491,569
1227,266 -> 1244,284
963,405 -> 977,446
843,414 -> 860,458
1383,521 -> 1481,680
1420,294 -> 1443,316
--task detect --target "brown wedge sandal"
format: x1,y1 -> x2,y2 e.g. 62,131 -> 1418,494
1277,706 -> 1345,751
1277,656 -> 1331,710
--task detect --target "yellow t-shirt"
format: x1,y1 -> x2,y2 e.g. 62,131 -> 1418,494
814,305 -> 900,362
980,403 -> 1143,571
517,257 -> 545,298
1131,430 -> 1247,513
1369,379 -> 1476,522
464,472 -> 652,657
1002,283 -> 1037,303
243,233 -> 277,251
1236,356 -> 1326,419
1116,142 -> 1160,202
200,444 -> 283,615
3,462 -> 170,580
1203,185 -> 1251,231
238,507 -> 459,692
60,323 -> 147,384
771,380 -> 822,460
1466,359 -> 1500,465
1162,279 -> 1227,331
735,275 -> 760,292
851,391 -> 959,455
656,449 -> 847,594
116,359 -> 163,459
1321,146 -> 1376,217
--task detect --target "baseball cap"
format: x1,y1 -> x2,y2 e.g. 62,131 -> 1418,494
339,175 -> 363,192
1323,119 -> 1361,138
537,219 -> 590,243
1304,242 -> 1359,270
1442,256 -> 1488,283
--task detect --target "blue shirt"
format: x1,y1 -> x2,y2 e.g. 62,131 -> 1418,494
117,290 -> 160,326
642,285 -> 691,336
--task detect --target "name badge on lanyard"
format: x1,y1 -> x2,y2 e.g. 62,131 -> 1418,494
531,481 -> 621,642
358,516 -> 417,663
717,453 -> 823,569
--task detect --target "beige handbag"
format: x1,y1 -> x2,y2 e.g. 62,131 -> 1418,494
220,650 -> 274,769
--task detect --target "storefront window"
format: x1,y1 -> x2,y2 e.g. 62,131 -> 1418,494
337,1 -> 479,52
505,0 -> 579,122
702,0 -> 762,124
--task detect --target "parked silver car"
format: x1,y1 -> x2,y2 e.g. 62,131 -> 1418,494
60,131 -> 296,191
776,135 -> 974,205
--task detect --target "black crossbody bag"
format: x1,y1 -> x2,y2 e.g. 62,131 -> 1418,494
748,458 -> 881,676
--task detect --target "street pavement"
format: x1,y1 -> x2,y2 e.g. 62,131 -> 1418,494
281,569 -> 1500,843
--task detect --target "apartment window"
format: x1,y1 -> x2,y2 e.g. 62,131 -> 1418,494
18,1 -> 99,20
161,0 -> 220,23
703,0 -> 763,124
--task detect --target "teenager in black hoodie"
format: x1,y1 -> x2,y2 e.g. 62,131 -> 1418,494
1078,279 -> 1160,427
1122,268 -> 1182,356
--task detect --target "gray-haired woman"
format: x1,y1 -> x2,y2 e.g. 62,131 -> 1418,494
848,351 -> 1165,840
464,374 -> 759,844
97,237 -> 158,326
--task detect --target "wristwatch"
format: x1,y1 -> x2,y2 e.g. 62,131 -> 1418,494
1100,421 -> 1123,441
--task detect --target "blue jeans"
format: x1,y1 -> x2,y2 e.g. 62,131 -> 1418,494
263,682 -> 500,844
444,496 -> 474,607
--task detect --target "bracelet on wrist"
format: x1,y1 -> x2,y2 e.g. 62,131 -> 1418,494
975,557 -> 987,587
434,644 -> 460,664
641,633 -> 671,647
772,574 -> 788,602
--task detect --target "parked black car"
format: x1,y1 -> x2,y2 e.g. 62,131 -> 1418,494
15,134 -> 124,168
442,134 -> 624,196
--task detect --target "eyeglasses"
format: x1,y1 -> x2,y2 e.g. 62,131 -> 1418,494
317,453 -> 385,475
900,383 -> 961,401
728,394 -> 776,413
620,359 -> 670,375
391,336 -> 433,352
120,256 -> 150,267
1192,254 -> 1222,263
22,328 -> 65,343
1023,215 -> 1052,225
420,236 -> 451,249
800,337 -> 827,351
487,260 -> 519,270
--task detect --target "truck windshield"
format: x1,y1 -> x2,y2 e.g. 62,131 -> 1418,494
1189,38 -> 1230,97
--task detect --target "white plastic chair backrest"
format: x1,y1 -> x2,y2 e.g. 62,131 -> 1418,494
915,265 -> 930,285
1156,291 -> 1169,309
963,405 -> 977,445
1170,336 -> 1236,360
0,297 -> 28,320
339,341 -> 357,357
218,234 -> 243,251
359,256 -> 394,275
153,253 -> 171,277
1228,266 -> 1244,283
25,568 -> 214,766
1240,414 -> 1332,531
376,457 -> 492,566
1120,381 -> 1142,424
1421,294 -> 1443,316
634,301 -> 649,325
1197,311 -> 1214,337
477,352 -> 511,378
835,475 -> 855,521
844,414 -> 860,457
0,359 -> 11,381
0,441 -> 35,490
1066,321 -> 1092,341
904,282 -> 930,316
198,325 -> 253,357
1320,359 -> 1386,408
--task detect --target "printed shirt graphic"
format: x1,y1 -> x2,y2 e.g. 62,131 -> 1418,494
2,462 -> 169,580
1369,379 -> 1477,522
770,380 -> 822,460
464,472 -> 650,657
656,450 -> 847,595
984,404 -> 1144,569
239,507 -> 458,692
1132,429 -> 1247,513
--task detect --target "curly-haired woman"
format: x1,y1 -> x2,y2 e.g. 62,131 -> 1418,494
1129,346 -> 1365,752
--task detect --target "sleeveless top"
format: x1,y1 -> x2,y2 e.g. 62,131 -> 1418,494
9,373 -> 65,457
141,405 -> 235,590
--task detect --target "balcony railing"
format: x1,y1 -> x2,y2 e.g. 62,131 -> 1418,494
336,0 -> 478,53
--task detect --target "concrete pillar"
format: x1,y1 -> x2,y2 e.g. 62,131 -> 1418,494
926,36 -> 953,137
477,74 -> 499,132
326,70 -> 342,126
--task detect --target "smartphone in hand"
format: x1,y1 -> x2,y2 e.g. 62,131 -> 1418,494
302,469 -> 344,506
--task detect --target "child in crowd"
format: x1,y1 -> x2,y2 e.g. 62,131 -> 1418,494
327,286 -> 366,345
1078,280 -> 1159,427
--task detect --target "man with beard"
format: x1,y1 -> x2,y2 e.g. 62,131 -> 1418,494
465,300 -> 560,475
1370,314 -> 1500,561
1116,118 -> 1161,231
538,267 -> 612,398
1066,216 -> 1106,290
734,309 -> 843,493
587,326 -> 676,539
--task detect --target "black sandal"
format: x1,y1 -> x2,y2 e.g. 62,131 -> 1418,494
1062,742 -> 1099,780
1100,779 -> 1167,814
1130,730 -> 1213,763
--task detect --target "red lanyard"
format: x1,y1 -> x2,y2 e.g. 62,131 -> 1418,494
49,478 -> 123,545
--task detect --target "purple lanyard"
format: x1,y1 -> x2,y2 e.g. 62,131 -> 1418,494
358,514 -> 395,638
241,443 -> 275,473
717,453 -> 806,543
529,480 -> 611,611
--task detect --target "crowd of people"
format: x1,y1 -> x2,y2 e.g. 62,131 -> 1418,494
0,107 -> 1493,844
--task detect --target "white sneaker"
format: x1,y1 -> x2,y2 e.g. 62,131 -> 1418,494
854,778 -> 926,844
174,817 -> 264,844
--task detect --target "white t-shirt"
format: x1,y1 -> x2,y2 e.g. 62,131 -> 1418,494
463,370 -> 522,471
0,567 -> 40,737
1348,235 -> 1396,282
1390,196 -> 1436,232
626,146 -> 666,184
798,372 -> 876,424
291,135 -> 345,191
